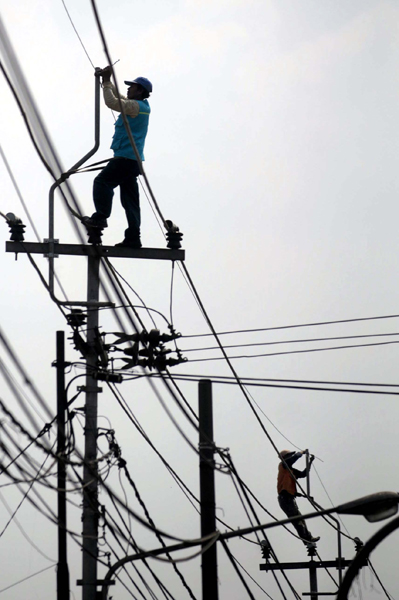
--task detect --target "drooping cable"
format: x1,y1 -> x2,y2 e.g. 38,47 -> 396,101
118,452 -> 197,600
107,383 -> 200,511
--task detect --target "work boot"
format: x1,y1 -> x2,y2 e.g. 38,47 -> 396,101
304,535 -> 320,545
115,238 -> 142,249
82,216 -> 108,228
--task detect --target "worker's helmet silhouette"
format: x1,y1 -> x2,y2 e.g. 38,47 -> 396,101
279,449 -> 296,461
124,77 -> 153,93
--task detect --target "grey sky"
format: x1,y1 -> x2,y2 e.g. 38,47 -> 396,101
0,0 -> 399,598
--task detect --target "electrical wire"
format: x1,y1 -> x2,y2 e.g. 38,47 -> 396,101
0,489 -> 55,562
368,560 -> 395,600
187,338 -> 399,362
168,372 -> 399,389
220,538 -> 256,600
105,259 -> 158,329
0,564 -> 56,595
60,0 -> 96,68
107,383 -> 200,510
224,547 -> 275,599
165,373 -> 399,397
103,502 -> 175,600
181,331 -> 399,353
312,465 -> 351,537
183,313 -> 399,338
0,144 -> 69,301
117,452 -> 197,599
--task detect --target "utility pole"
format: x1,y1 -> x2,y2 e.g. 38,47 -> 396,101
5,63 -> 185,600
81,254 -> 101,600
6,241 -> 185,600
56,330 -> 70,600
198,379 -> 218,600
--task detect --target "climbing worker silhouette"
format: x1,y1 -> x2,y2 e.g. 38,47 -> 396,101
277,449 -> 320,544
84,65 -> 152,248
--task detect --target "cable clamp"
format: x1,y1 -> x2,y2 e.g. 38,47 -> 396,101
43,238 -> 59,258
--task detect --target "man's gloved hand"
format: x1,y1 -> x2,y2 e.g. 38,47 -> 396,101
99,65 -> 112,82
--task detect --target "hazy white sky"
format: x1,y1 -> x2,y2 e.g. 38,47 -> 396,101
1,1 -> 399,598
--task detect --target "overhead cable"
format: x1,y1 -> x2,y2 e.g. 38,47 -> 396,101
0,564 -> 56,595
183,313 -> 399,338
164,373 -> 399,397
187,339 -> 399,362
60,0 -> 96,68
182,331 -> 399,353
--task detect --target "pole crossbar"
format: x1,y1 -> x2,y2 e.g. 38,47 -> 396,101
6,241 -> 185,261
260,559 -> 352,571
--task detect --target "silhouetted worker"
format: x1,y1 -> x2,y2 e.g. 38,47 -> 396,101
277,449 -> 320,544
84,66 -> 152,248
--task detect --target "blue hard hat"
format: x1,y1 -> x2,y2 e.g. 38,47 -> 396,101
124,77 -> 153,93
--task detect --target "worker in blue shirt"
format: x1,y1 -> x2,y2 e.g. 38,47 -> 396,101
84,66 -> 152,248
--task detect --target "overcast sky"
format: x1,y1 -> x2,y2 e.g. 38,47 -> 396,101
1,1 -> 399,598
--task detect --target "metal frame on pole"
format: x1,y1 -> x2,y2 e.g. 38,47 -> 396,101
48,70 -> 101,295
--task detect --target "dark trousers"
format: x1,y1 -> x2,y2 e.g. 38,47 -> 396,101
278,491 -> 312,541
92,157 -> 141,242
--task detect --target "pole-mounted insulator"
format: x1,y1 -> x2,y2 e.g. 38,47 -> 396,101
306,543 -> 317,557
67,309 -> 87,329
6,213 -> 25,242
260,540 -> 272,560
93,371 -> 123,383
86,226 -> 104,245
353,537 -> 363,553
165,219 -> 183,249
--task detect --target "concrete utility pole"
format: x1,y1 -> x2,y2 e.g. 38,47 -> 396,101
198,379 -> 219,600
81,254 -> 101,600
55,330 -> 70,600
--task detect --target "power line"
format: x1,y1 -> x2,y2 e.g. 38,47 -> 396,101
220,539 -> 257,600
60,0 -> 96,69
368,560 -> 395,600
182,313 -> 399,338
159,373 -> 399,396
181,331 -> 399,353
0,564 -> 56,595
168,372 -> 399,389
186,339 -> 399,362
0,145 -> 69,301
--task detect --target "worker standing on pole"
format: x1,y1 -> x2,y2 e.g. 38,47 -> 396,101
277,449 -> 320,544
83,66 -> 152,249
